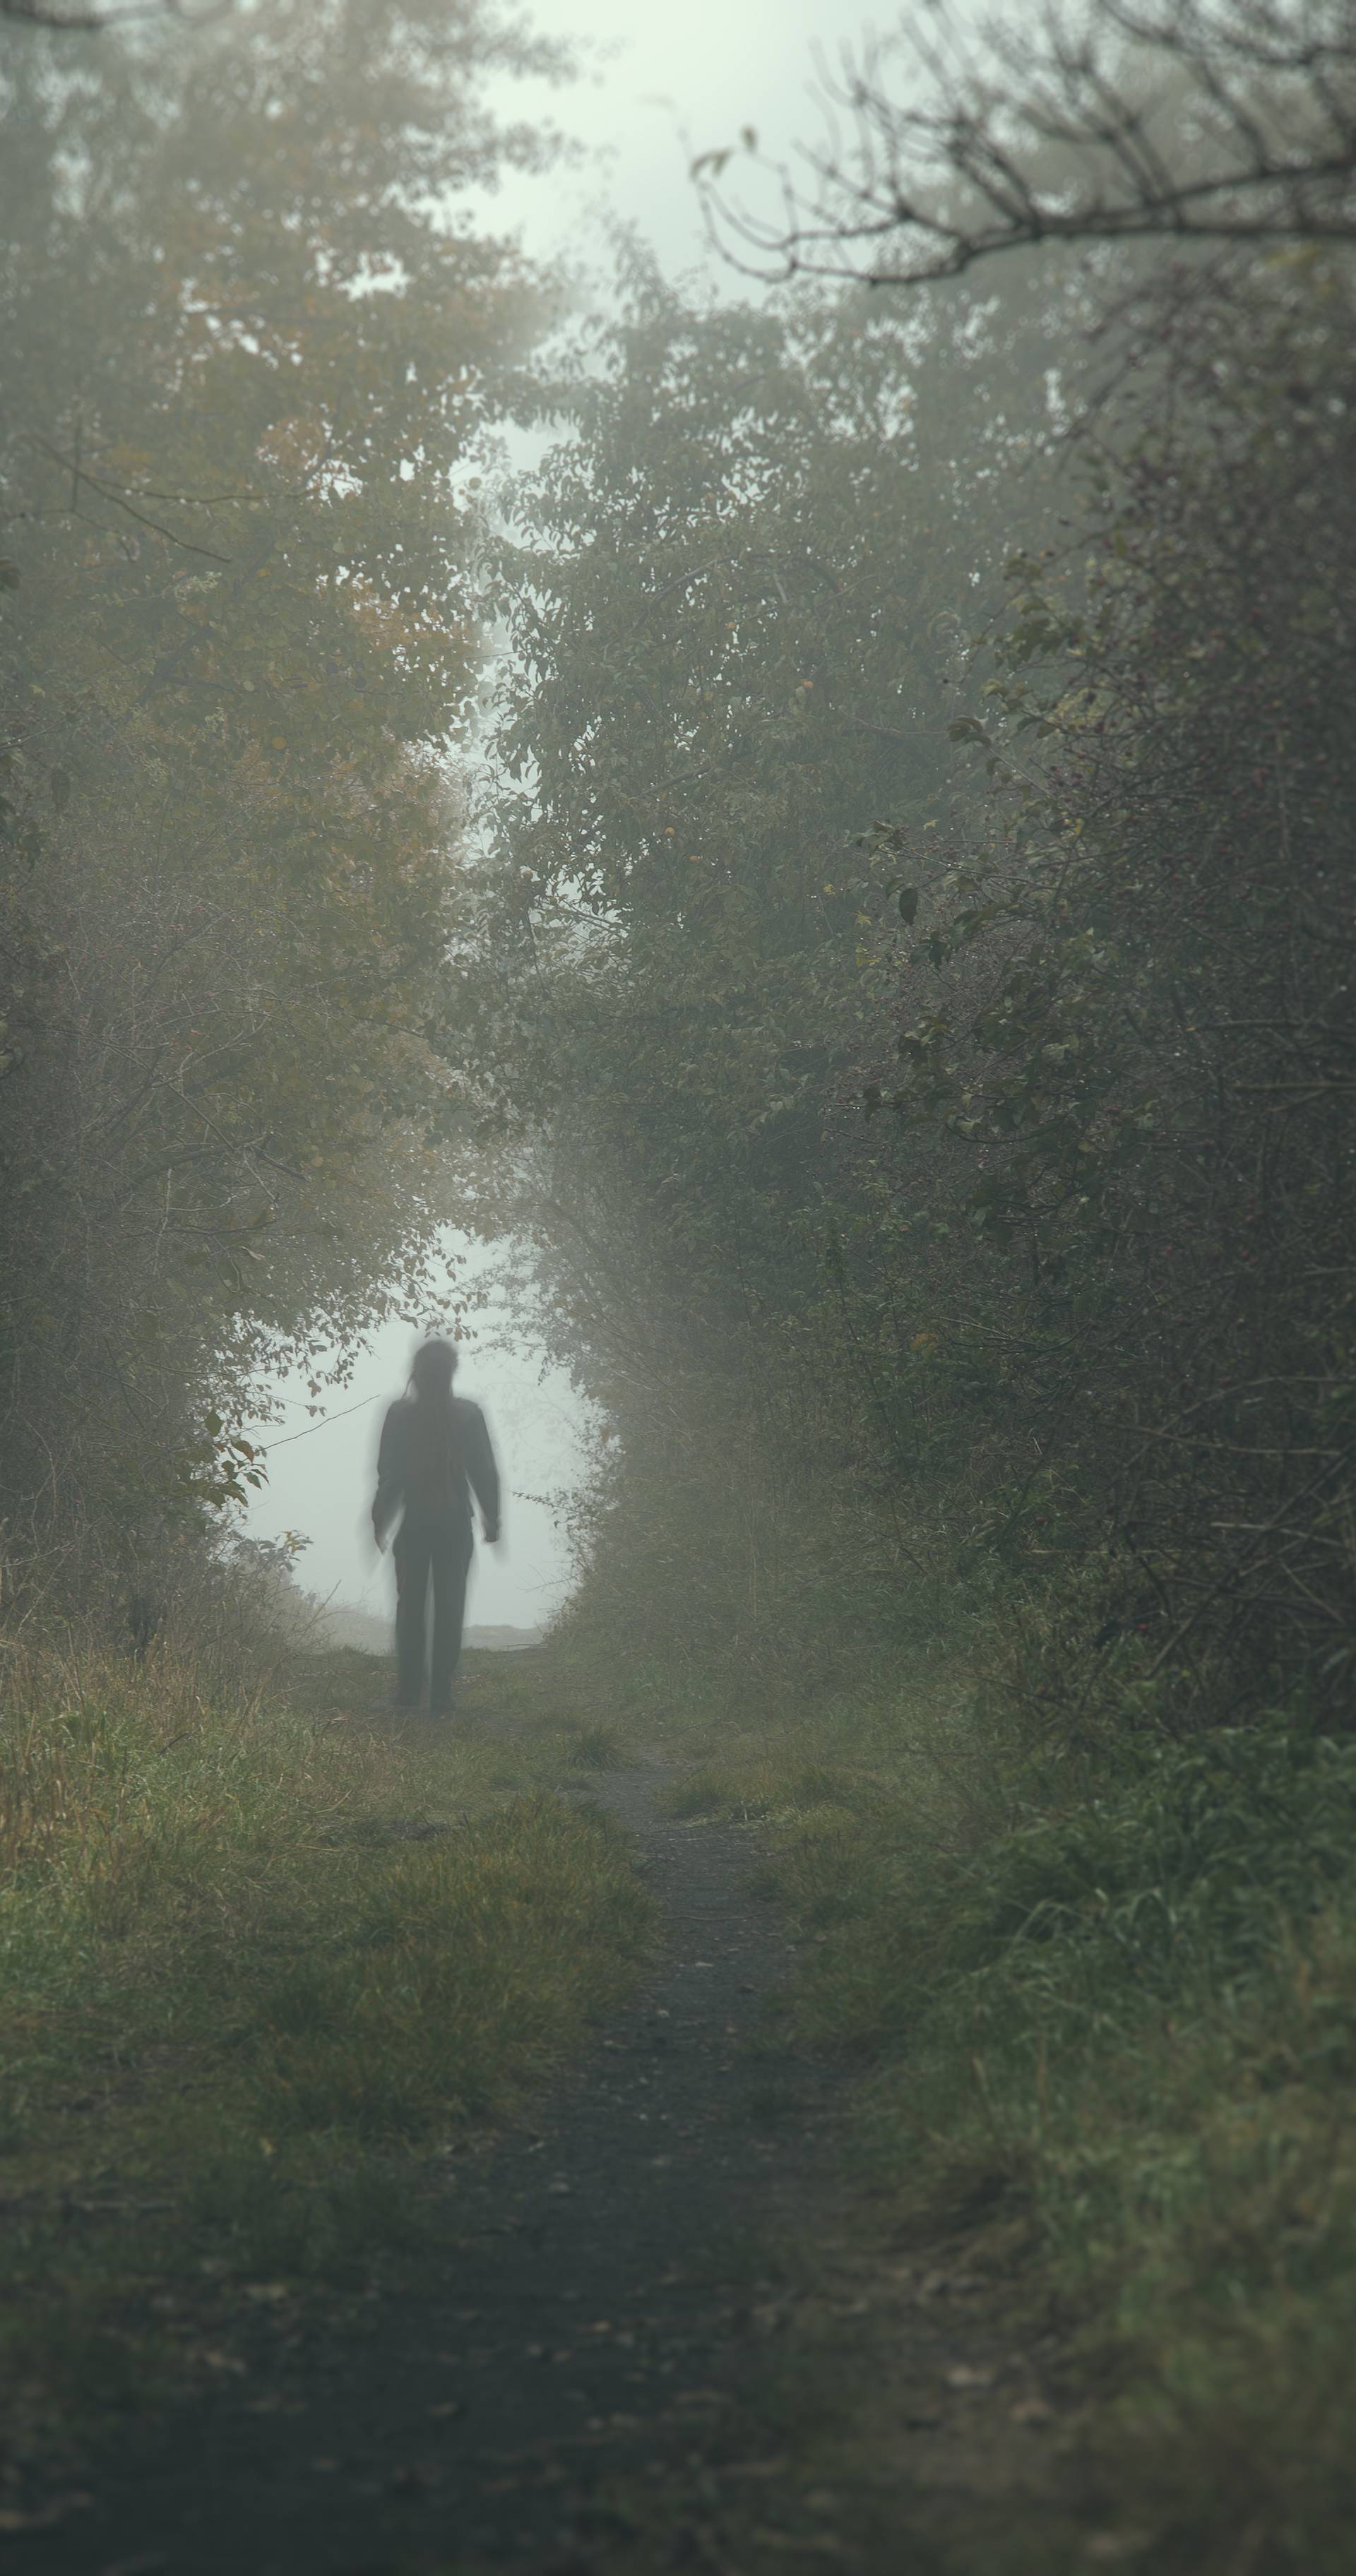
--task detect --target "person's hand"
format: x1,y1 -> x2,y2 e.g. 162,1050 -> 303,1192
484,1523 -> 502,1549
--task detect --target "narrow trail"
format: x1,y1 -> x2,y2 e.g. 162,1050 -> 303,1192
27,1759 -> 845,2576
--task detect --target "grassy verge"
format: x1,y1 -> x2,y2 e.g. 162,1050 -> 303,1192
564,1630 -> 1356,2574
0,1638 -> 651,2478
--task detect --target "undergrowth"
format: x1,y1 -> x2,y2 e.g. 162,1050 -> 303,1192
587,1627 -> 1356,2576
0,1638 -> 651,2474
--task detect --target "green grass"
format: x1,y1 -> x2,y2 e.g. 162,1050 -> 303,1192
559,1620 -> 1356,2575
0,1638 -> 652,2468
850,1718 -> 1356,2575
564,1719 -> 626,1770
14,1598 -> 1353,2565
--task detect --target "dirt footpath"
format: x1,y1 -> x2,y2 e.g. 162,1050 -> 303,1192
18,1762 -> 848,2575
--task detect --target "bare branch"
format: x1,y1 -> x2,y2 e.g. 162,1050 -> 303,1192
697,1 -> 1356,289
29,436 -> 239,561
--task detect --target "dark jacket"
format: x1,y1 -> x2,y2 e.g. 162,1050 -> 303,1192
372,1393 -> 500,1549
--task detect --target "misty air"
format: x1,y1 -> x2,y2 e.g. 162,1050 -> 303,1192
1,2 -> 1353,2568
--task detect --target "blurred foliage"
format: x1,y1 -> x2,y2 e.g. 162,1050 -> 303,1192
472,253 -> 1098,1678
876,251 -> 1356,1717
477,223 -> 1355,1729
0,0 -> 561,1585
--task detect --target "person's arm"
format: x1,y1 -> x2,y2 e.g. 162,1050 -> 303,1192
371,1403 -> 406,1549
462,1403 -> 501,1542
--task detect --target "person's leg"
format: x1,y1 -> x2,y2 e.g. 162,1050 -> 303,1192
393,1522 -> 433,1710
428,1522 -> 473,1715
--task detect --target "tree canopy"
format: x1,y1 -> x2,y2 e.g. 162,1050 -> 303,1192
472,58 -> 1356,1716
0,0 -> 561,1563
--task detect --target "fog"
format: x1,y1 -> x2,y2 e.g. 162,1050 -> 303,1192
4,0 -> 1351,2540
240,1234 -> 588,1630
480,0 -> 859,283
234,0 -> 856,1628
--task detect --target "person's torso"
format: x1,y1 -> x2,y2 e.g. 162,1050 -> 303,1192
396,1395 -> 480,1522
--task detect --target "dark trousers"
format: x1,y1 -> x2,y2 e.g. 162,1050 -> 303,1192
393,1514 -> 473,1712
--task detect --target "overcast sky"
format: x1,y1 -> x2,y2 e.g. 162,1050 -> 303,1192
240,0 -> 866,1625
488,0 -> 861,287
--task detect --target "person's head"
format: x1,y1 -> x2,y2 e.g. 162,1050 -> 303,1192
410,1337 -> 458,1402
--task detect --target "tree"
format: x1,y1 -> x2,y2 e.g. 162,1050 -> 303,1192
473,261 -> 1094,1674
0,0 -> 562,1577
482,226 -> 1356,1721
697,2 -> 1356,287
872,248 -> 1356,1710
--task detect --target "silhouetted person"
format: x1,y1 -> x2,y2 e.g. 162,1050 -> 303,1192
372,1338 -> 501,1716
